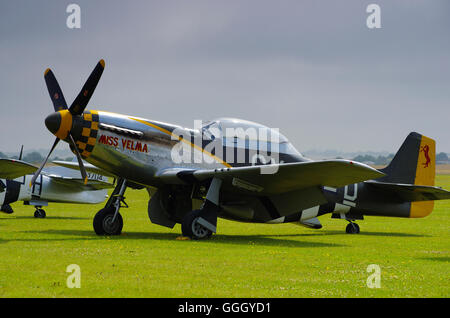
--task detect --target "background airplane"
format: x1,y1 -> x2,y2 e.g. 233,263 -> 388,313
31,60 -> 450,237
0,150 -> 113,217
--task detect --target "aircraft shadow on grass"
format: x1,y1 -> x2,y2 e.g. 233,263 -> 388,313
418,256 -> 450,262
18,229 -> 346,248
14,216 -> 90,220
313,230 -> 430,238
15,228 -> 429,248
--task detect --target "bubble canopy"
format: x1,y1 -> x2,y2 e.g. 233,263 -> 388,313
201,118 -> 288,142
201,118 -> 302,156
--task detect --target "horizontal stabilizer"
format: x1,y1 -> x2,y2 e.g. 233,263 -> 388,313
366,181 -> 450,202
0,159 -> 38,179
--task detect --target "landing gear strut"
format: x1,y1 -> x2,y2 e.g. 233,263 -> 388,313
93,178 -> 127,235
345,222 -> 360,234
181,178 -> 222,240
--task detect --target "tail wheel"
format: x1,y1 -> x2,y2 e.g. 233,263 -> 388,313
345,222 -> 360,234
34,209 -> 46,218
93,207 -> 123,235
181,210 -> 212,240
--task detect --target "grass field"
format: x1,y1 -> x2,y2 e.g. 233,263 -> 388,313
0,175 -> 449,298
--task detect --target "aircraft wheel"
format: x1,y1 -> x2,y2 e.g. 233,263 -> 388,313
181,210 -> 212,240
1,204 -> 14,214
34,209 -> 46,218
346,222 -> 360,234
93,207 -> 123,235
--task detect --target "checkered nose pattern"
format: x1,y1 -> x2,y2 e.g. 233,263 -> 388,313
74,110 -> 99,159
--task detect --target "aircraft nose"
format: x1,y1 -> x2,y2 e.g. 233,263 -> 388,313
45,112 -> 61,135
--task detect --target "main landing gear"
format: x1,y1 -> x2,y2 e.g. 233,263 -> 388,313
93,178 -> 128,235
181,177 -> 222,240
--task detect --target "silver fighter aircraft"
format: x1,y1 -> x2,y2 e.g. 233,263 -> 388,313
30,60 -> 450,238
1,152 -> 112,217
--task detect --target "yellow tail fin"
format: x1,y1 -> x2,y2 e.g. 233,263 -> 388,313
410,135 -> 435,218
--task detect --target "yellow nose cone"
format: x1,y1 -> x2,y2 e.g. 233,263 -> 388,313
45,110 -> 73,140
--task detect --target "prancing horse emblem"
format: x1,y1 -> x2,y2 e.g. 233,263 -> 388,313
420,145 -> 431,168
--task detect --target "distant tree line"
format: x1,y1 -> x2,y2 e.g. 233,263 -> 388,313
0,151 -> 74,163
352,154 -> 395,166
1,150 -> 449,165
436,152 -> 449,163
352,152 -> 450,165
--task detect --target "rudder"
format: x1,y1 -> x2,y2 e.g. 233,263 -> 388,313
379,132 -> 436,218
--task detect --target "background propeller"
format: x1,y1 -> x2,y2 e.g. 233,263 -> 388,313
30,59 -> 105,187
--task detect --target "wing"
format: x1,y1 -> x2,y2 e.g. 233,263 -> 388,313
48,175 -> 114,190
52,160 -> 116,178
365,181 -> 450,201
0,159 -> 38,179
157,160 -> 385,195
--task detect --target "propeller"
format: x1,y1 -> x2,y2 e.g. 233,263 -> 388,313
69,60 -> 105,115
29,138 -> 60,187
30,59 -> 105,187
44,68 -> 68,111
18,145 -> 23,161
68,134 -> 88,183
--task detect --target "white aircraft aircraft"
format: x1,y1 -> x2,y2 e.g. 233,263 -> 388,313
0,152 -> 112,217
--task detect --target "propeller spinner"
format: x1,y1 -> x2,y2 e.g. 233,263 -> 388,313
30,59 -> 105,187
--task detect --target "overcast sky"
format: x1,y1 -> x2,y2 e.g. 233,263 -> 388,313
0,0 -> 449,155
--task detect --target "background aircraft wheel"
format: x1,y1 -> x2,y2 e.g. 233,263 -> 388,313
34,209 -> 46,218
346,222 -> 360,234
181,210 -> 212,240
1,204 -> 14,214
93,207 -> 123,235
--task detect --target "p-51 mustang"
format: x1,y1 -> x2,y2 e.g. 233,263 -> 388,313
0,148 -> 112,218
31,59 -> 450,238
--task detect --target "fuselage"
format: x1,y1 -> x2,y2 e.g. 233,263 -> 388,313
56,110 -> 421,224
73,111 -> 308,188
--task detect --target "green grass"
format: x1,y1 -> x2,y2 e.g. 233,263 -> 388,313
0,176 -> 449,298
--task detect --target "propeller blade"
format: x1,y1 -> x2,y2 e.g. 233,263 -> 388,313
69,59 -> 105,115
19,145 -> 23,161
29,138 -> 60,187
68,134 -> 88,184
44,68 -> 68,111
